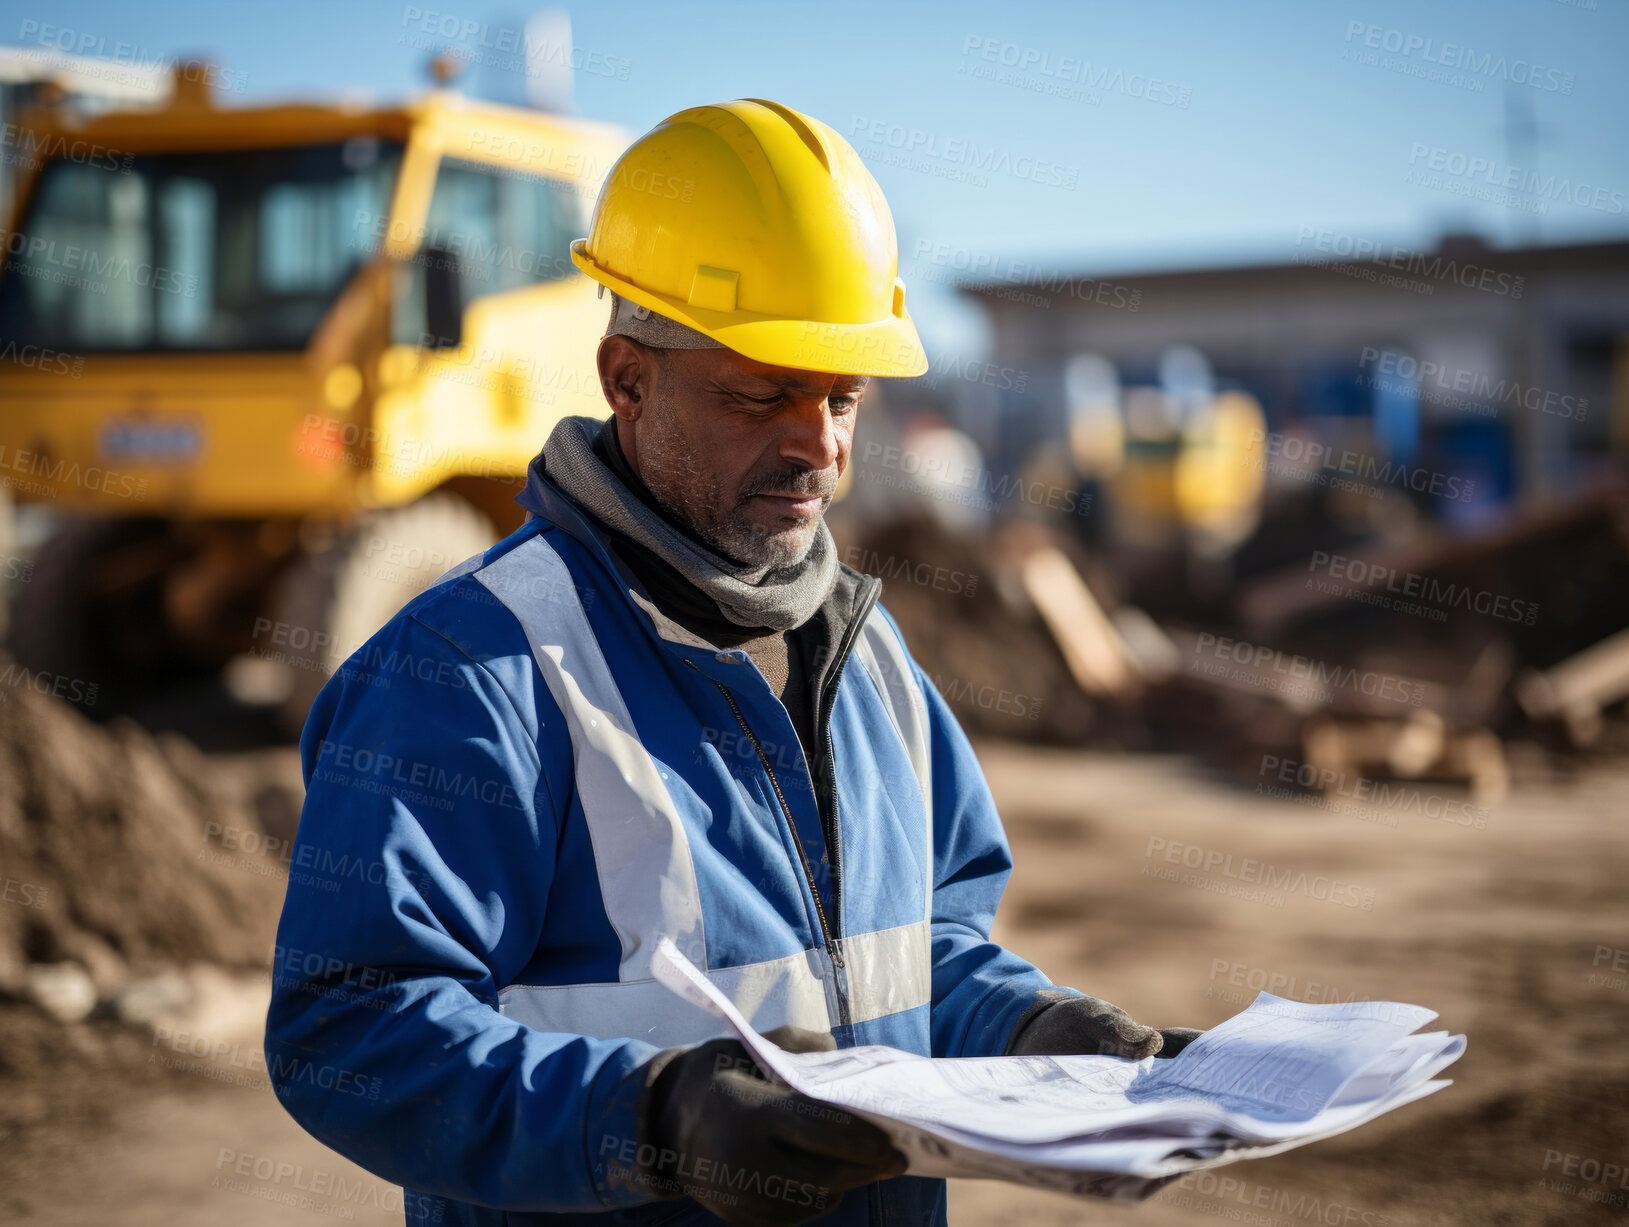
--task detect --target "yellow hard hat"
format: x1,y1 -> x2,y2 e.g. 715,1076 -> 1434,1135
571,98 -> 928,378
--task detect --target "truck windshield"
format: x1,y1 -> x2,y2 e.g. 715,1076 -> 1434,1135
0,137 -> 402,353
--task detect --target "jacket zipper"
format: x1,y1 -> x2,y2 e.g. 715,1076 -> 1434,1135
682,577 -> 880,1030
707,676 -> 852,1028
812,578 -> 881,955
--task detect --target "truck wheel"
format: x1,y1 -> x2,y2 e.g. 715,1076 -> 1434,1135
6,517 -> 181,709
272,494 -> 497,735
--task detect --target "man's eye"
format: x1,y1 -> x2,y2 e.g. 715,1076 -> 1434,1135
829,397 -> 859,414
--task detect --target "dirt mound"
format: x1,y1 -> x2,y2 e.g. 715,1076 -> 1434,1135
841,515 -> 1103,744
1242,1068 -> 1629,1225
0,660 -> 297,1000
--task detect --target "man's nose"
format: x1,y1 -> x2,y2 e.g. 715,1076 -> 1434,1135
777,395 -> 843,472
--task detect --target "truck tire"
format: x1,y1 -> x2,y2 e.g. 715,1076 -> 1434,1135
5,517 -> 181,709
272,493 -> 497,735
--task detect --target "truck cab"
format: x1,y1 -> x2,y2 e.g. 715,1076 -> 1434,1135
0,69 -> 627,724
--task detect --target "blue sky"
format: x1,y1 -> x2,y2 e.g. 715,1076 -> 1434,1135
11,0 -> 1627,351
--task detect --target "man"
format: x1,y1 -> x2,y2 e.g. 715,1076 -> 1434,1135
267,98 -> 1196,1227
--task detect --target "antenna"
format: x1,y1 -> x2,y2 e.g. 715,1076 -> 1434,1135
1501,85 -> 1546,247
426,49 -> 470,88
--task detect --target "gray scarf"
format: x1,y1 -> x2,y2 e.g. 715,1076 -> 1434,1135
543,416 -> 838,633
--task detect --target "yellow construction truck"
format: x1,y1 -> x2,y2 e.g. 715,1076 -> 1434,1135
0,65 -> 627,725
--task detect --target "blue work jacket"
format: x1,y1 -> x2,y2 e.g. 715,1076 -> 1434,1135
266,453 -> 1078,1225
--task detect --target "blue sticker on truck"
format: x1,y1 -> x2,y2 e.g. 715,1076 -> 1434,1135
100,419 -> 203,464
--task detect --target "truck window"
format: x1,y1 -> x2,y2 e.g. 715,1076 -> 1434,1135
0,137 -> 402,354
390,158 -> 588,347
419,158 -> 584,298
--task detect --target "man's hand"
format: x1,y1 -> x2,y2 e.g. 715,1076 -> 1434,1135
635,1026 -> 907,1227
1006,990 -> 1203,1060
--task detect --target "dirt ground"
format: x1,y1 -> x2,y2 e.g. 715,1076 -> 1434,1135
6,740 -> 1628,1226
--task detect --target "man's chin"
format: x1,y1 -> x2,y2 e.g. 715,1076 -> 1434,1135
721,516 -> 821,570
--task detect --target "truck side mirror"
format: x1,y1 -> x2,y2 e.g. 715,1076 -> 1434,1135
422,247 -> 463,349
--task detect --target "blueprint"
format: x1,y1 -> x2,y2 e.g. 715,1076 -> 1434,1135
650,936 -> 1465,1202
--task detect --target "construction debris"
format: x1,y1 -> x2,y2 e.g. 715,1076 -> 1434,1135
1302,712 -> 1509,803
1007,527 -> 1145,700
1518,626 -> 1629,747
839,515 -> 1102,744
0,655 -> 296,1012
850,470 -> 1629,805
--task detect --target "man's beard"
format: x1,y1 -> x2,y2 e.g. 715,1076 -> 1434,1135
636,407 -> 835,571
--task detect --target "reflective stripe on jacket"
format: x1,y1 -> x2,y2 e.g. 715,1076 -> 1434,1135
265,461 -> 1079,1226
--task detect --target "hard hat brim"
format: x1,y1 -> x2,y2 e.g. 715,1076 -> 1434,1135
571,241 -> 929,379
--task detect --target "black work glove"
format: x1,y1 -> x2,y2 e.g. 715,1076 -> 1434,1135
1006,989 -> 1203,1060
633,1025 -> 908,1227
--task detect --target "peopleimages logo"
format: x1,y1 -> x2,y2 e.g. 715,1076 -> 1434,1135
1307,551 -> 1539,626
910,239 -> 1142,310
1406,145 -> 1625,216
1,231 -> 198,299
1191,632 -> 1426,708
1357,348 -> 1588,422
0,123 -> 133,173
856,440 -> 1090,516
1249,429 -> 1474,503
1293,227 -> 1525,298
1169,1171 -> 1392,1226
957,36 -> 1193,108
397,7 -> 631,80
846,116 -> 1081,190
1143,837 -> 1378,911
919,350 -> 1029,394
1341,21 -> 1576,93
1258,755 -> 1489,830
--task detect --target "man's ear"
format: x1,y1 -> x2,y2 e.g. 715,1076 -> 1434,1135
597,335 -> 658,424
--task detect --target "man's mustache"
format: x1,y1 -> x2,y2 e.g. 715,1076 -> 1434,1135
739,466 -> 838,501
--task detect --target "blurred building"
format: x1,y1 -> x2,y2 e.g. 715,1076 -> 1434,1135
956,235 -> 1629,522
